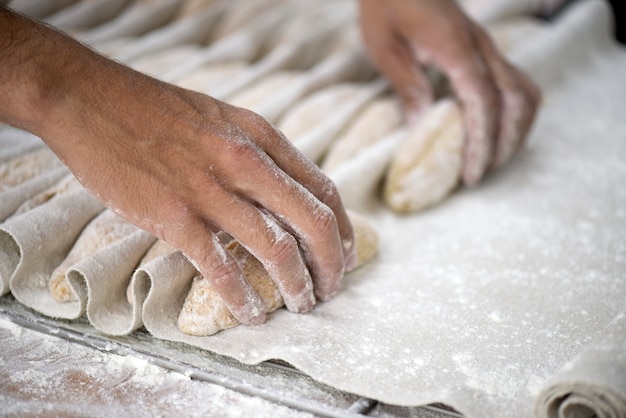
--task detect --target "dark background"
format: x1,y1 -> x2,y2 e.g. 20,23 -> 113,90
607,0 -> 624,43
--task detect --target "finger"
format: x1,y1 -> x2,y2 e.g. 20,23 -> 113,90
172,215 -> 267,326
219,124 -> 347,301
358,1 -> 434,121
439,40 -> 500,186
269,132 -> 358,273
472,27 -> 542,167
214,195 -> 316,314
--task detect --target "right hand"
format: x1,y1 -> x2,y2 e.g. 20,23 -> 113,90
1,7 -> 356,325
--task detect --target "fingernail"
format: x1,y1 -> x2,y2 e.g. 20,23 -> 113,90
317,285 -> 340,302
344,238 -> 358,272
247,312 -> 266,325
283,277 -> 316,314
233,296 -> 266,325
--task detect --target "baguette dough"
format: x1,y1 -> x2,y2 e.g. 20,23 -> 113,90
177,61 -> 247,95
178,210 -> 379,336
0,147 -> 63,192
384,99 -> 464,213
322,96 -> 403,173
49,209 -> 139,302
278,83 -> 366,140
13,174 -> 83,216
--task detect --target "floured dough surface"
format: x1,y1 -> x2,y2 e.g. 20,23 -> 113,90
228,71 -> 303,117
13,174 -> 83,216
384,99 -> 464,213
322,96 -> 403,173
129,45 -> 203,78
49,209 -> 139,302
0,147 -> 63,192
278,83 -> 367,140
177,61 -> 247,95
178,210 -> 379,336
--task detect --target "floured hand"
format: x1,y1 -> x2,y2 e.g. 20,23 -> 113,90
358,0 -> 541,185
0,7 -> 356,325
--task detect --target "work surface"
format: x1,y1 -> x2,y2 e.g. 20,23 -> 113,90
1,0 -> 626,417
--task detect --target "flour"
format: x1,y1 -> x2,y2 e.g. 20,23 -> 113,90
0,321 -> 314,417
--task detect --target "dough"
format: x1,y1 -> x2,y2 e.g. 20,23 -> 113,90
0,147 -> 63,192
177,210 -> 379,336
322,96 -> 403,173
177,61 -> 247,95
384,99 -> 464,213
13,174 -> 83,216
49,209 -> 139,302
228,71 -> 304,123
211,0 -> 285,39
130,45 -> 203,78
278,83 -> 367,140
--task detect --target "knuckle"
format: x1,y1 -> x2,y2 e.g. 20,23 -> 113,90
309,203 -> 338,237
207,257 -> 242,290
316,178 -> 342,210
265,232 -> 300,265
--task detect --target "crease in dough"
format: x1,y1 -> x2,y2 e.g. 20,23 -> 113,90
178,210 -> 379,336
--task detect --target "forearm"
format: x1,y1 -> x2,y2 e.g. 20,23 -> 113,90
0,7 -> 175,166
0,6 -> 77,133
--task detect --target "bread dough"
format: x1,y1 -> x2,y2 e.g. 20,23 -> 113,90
278,83 -> 367,140
322,96 -> 403,173
13,173 -> 82,216
130,45 -> 203,78
49,209 -> 139,302
0,147 -> 63,192
228,71 -> 304,122
177,61 -> 247,95
384,99 -> 464,213
177,210 -> 379,336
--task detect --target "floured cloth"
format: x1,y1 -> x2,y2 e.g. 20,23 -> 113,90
0,1 -> 625,417
535,313 -> 626,418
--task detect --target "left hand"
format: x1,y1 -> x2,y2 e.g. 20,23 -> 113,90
358,0 -> 541,186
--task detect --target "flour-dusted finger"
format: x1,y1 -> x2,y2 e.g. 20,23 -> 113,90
171,214 -> 266,326
206,192 -> 316,314
178,210 -> 379,336
220,120 -> 350,300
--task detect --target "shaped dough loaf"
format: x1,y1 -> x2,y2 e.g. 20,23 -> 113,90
0,147 -> 63,192
13,174 -> 83,216
178,210 -> 379,336
49,209 -> 140,302
322,96 -> 403,173
384,99 -> 464,213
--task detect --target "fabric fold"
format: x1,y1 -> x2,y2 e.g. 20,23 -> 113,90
0,167 -> 70,223
132,250 -> 199,344
1,188 -> 104,317
535,313 -> 626,418
67,229 -> 157,335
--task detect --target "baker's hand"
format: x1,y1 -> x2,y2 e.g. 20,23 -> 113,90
358,0 -> 541,185
1,7 -> 356,325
